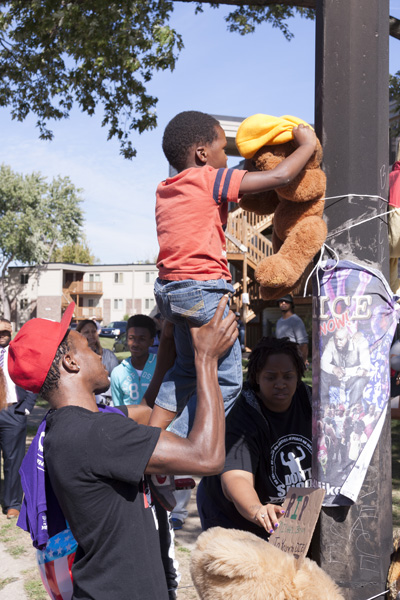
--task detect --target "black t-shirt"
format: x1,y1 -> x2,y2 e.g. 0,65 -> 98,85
202,383 -> 312,539
44,405 -> 167,600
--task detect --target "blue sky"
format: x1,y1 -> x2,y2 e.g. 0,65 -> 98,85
1,2 -> 399,264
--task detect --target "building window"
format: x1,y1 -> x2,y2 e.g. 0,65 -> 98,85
20,299 -> 28,310
88,299 -> 94,307
114,299 -> 123,310
145,272 -> 156,284
20,273 -> 29,285
145,298 -> 155,310
114,272 -> 124,284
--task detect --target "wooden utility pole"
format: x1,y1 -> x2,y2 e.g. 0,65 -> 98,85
312,1 -> 391,598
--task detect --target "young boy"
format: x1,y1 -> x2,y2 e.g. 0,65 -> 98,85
150,110 -> 317,437
111,314 -> 157,406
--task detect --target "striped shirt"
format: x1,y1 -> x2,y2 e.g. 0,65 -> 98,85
156,166 -> 246,281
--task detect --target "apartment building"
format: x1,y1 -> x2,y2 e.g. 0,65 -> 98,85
7,262 -> 158,329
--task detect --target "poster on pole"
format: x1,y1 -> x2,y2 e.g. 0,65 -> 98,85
312,259 -> 399,506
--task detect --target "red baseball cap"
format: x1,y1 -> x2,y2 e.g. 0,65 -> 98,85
8,302 -> 75,393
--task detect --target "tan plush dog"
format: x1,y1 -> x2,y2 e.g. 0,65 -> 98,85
236,114 -> 327,300
190,527 -> 344,600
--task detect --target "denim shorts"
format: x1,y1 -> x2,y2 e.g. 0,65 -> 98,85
154,278 -> 242,438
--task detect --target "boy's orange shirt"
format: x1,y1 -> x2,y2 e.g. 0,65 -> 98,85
156,166 -> 246,281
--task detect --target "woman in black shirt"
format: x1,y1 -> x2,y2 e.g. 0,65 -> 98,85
197,337 -> 312,540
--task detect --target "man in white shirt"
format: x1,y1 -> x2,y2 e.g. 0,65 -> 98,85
0,318 -> 36,519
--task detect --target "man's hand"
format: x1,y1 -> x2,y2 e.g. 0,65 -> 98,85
333,366 -> 344,379
190,295 -> 238,360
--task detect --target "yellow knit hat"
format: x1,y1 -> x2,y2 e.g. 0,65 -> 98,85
235,114 -> 312,159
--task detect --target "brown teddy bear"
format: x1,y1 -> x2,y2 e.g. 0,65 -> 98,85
190,527 -> 345,600
235,114 -> 328,300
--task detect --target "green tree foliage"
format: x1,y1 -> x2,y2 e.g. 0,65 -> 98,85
0,1 -> 184,159
51,237 -> 97,264
0,1 -> 314,158
194,2 -> 314,39
0,2 -> 398,158
0,163 -> 84,317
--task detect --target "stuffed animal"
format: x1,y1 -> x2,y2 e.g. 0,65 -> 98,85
235,114 -> 328,300
190,527 -> 344,600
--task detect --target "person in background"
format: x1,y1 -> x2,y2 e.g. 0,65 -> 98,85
275,295 -> 309,363
197,337 -> 311,541
149,313 -> 164,354
147,313 -> 195,531
110,313 -> 178,597
235,312 -> 246,352
111,314 -> 156,406
76,319 -> 118,405
0,318 -> 37,519
91,316 -> 102,333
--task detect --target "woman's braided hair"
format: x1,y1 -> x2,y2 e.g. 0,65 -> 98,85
247,336 -> 305,392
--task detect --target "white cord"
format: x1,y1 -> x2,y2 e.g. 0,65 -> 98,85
303,243 -> 339,298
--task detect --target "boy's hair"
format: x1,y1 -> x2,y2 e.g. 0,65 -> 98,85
247,336 -> 305,391
127,314 -> 156,338
162,111 -> 220,172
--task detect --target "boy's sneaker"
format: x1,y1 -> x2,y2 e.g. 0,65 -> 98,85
149,474 -> 176,511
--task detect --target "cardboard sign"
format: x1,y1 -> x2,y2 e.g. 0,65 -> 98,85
269,487 -> 325,562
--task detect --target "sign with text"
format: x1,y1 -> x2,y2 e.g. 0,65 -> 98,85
313,260 -> 398,506
269,487 -> 325,562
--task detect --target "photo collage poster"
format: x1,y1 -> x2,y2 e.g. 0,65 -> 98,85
312,260 -> 398,506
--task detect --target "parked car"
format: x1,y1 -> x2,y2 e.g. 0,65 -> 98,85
113,332 -> 129,353
99,321 -> 128,339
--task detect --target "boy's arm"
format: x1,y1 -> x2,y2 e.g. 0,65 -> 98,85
144,295 -> 238,476
239,125 -> 317,195
142,320 -> 176,409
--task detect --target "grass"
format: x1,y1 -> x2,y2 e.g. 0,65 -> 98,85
0,577 -> 18,590
100,336 -> 130,362
24,575 -> 49,600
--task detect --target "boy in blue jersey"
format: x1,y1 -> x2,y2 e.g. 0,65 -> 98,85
111,314 -> 157,406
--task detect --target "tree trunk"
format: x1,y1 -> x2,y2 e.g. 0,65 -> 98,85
0,261 -> 12,321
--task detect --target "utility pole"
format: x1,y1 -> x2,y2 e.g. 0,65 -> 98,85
313,1 -> 391,599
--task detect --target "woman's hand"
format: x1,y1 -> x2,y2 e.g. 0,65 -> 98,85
252,503 -> 285,535
221,470 -> 285,535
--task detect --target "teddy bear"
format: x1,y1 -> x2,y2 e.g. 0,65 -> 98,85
235,114 -> 328,300
190,527 -> 345,600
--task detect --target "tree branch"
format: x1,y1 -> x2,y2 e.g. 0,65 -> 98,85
390,16 -> 400,41
176,0 -> 400,40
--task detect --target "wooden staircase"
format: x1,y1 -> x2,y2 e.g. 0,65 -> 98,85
226,207 -> 273,317
225,206 -> 313,346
